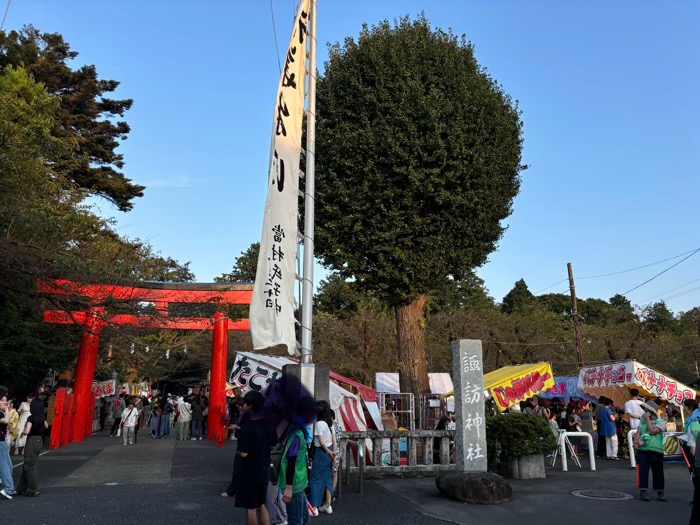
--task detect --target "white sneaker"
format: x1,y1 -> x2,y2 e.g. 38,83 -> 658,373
308,505 -> 319,517
0,489 -> 12,500
319,505 -> 333,514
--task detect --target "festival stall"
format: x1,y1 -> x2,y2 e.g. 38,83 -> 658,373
578,361 -> 696,459
92,380 -> 117,398
482,362 -> 556,412
577,360 -> 696,411
377,372 -> 455,429
540,376 -> 598,405
229,352 -> 377,433
443,362 -> 556,413
91,380 -> 150,398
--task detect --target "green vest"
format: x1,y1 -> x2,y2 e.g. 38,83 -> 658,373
278,428 -> 308,494
639,419 -> 665,454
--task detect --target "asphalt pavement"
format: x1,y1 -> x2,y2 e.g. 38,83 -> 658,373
2,433 -> 697,525
2,432 -> 439,525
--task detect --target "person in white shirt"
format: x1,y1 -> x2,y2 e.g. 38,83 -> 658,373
178,397 -> 192,441
309,407 -> 335,515
121,399 -> 140,446
625,389 -> 645,430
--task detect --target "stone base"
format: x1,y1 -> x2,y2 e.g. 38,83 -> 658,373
504,453 -> 546,479
435,471 -> 512,504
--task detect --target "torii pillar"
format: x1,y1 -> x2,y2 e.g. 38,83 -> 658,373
209,311 -> 229,443
71,307 -> 105,443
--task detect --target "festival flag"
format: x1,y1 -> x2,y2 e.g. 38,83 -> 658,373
250,0 -> 310,353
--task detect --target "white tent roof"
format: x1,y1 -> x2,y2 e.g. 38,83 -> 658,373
376,372 -> 454,395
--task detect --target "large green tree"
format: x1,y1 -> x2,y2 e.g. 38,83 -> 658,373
0,65 -> 191,394
313,17 -> 524,399
0,26 -> 143,211
501,279 -> 534,314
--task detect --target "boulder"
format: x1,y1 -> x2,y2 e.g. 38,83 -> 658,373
435,471 -> 512,504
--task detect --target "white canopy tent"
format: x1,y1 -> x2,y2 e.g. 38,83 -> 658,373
376,372 -> 455,412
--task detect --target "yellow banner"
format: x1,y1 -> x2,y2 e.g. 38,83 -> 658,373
487,362 -> 556,412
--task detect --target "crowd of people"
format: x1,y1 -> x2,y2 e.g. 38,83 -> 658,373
0,386 -> 49,499
98,391 -> 210,443
513,390 -> 700,506
222,390 -> 342,525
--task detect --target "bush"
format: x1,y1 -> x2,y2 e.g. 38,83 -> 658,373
486,413 -> 557,466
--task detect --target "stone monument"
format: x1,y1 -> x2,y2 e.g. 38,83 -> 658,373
435,339 -> 511,504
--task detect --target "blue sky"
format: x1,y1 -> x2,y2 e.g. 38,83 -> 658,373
6,1 -> 699,312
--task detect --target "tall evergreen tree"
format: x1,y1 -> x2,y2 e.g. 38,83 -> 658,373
501,279 -> 534,314
0,26 -> 143,211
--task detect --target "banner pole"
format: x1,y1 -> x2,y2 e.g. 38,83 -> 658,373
300,0 -> 317,365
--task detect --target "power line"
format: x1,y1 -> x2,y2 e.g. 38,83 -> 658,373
269,0 -> 282,74
533,248 -> 700,295
534,279 -> 568,294
620,248 -> 700,296
640,278 -> 700,304
662,285 -> 700,303
578,248 -> 700,280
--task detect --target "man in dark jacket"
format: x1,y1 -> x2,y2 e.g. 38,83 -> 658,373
191,395 -> 205,440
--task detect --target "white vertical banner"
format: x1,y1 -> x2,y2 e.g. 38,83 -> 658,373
250,0 -> 311,353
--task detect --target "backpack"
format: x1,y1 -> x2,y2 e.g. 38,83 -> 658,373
270,423 -> 303,485
269,442 -> 286,485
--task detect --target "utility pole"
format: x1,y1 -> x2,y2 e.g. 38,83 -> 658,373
567,263 -> 584,369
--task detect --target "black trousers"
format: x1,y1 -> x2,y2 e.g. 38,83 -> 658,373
597,429 -> 606,457
16,436 -> 42,494
110,417 -> 122,435
638,450 -> 664,491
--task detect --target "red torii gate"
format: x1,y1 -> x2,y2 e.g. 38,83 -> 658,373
37,278 -> 253,445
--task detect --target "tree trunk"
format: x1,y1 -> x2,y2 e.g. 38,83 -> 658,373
396,295 -> 430,420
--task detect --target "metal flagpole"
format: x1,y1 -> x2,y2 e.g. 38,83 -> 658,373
300,0 -> 317,365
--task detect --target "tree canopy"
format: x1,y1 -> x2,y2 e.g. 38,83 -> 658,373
215,243 -> 259,283
0,26 -> 143,211
315,16 -> 524,305
313,16 -> 524,400
0,61 -> 191,394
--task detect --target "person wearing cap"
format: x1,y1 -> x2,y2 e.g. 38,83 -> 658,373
633,401 -> 667,502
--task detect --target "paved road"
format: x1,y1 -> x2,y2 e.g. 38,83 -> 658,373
2,433 -> 440,525
2,433 -> 697,525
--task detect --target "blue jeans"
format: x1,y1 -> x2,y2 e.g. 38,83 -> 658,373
160,413 -> 170,436
192,420 -> 202,438
0,441 -> 15,494
286,491 -> 310,525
